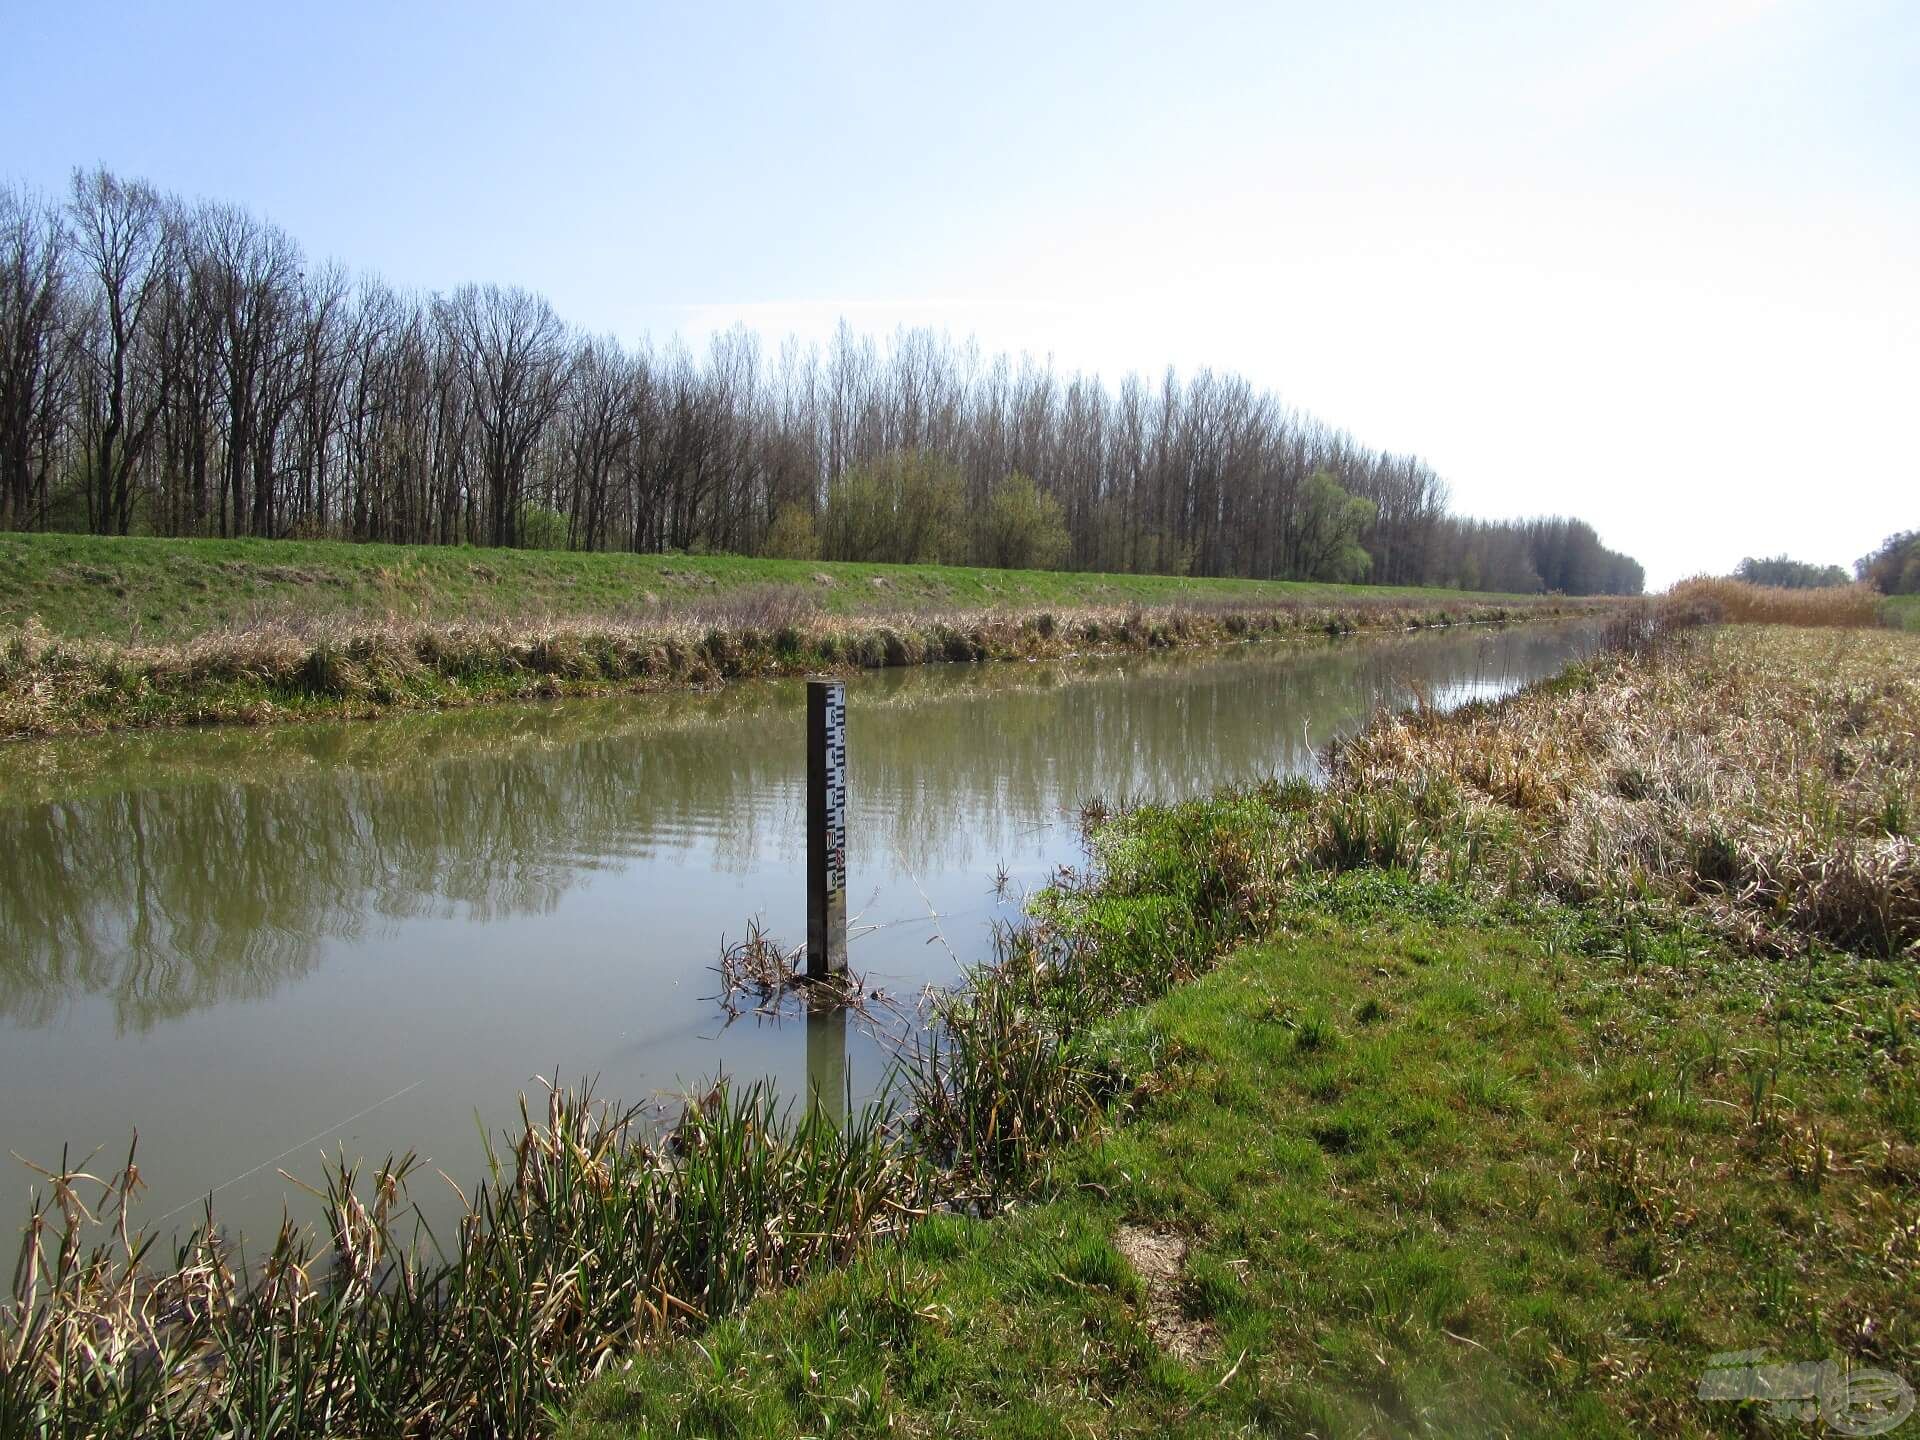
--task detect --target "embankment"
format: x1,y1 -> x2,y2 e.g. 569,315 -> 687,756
0,533 -> 1604,739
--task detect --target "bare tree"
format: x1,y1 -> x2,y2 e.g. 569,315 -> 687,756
67,167 -> 173,534
1,166 -> 1647,593
441,285 -> 570,546
0,186 -> 70,531
561,335 -> 636,552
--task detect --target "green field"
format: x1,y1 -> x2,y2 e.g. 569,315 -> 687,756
0,533 -> 1549,643
1886,594 -> 1920,631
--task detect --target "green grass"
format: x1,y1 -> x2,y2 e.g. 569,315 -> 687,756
568,884 -> 1920,1438
0,532 -> 1548,642
1885,594 -> 1920,632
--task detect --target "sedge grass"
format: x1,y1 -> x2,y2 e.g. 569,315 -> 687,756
2,1081 -> 917,1437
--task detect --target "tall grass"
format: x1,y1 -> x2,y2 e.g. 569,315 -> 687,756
2,1082 -> 916,1437
1666,576 -> 1886,627
1330,622 -> 1920,957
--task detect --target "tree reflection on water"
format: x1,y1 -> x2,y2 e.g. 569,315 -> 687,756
0,624 -> 1595,1031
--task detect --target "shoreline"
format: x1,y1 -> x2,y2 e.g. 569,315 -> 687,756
0,594 -> 1608,742
574,617 -> 1920,1434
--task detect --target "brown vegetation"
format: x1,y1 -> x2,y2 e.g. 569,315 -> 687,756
0,591 -> 1592,740
1666,575 -> 1886,627
1,1083 -> 917,1435
1330,622 -> 1920,957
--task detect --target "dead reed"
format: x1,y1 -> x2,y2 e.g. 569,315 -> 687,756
710,918 -> 884,1020
1328,622 -> 1920,957
1666,576 -> 1887,628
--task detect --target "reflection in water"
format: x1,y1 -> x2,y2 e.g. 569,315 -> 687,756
0,622 -> 1599,1236
805,1007 -> 849,1128
0,625 -> 1592,1031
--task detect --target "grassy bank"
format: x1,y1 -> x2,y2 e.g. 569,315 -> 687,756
0,533 -> 1555,643
0,534 -> 1594,741
569,619 -> 1919,1437
8,619 -> 1915,1435
572,894 -> 1918,1437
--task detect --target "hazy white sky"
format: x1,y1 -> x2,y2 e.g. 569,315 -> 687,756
5,0 -> 1914,587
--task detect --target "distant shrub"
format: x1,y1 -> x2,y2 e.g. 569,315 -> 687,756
1733,555 -> 1851,589
516,503 -> 570,551
973,472 -> 1070,571
759,502 -> 820,560
821,451 -> 966,565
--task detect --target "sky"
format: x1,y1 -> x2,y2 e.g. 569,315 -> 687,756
3,0 -> 1915,589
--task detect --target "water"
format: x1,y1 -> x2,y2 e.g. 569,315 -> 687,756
0,622 -> 1599,1238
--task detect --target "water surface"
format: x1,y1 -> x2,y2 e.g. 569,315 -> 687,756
0,623 -> 1598,1237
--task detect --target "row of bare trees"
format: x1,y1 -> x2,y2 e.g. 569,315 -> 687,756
0,168 -> 1643,593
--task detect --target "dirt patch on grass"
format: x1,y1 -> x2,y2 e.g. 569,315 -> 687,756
1113,1224 -> 1215,1363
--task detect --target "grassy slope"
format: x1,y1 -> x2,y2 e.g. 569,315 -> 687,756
1887,594 -> 1920,632
570,883 -> 1918,1439
570,624 -> 1920,1439
0,532 -> 1542,642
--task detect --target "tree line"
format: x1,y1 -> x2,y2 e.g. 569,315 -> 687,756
1733,555 -> 1853,589
1856,532 -> 1919,595
1,168 -> 1644,594
1722,540 -> 1919,596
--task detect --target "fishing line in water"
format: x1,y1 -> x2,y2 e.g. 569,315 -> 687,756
153,1078 -> 426,1225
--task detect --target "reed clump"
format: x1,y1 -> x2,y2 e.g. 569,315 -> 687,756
1666,576 -> 1887,628
905,927 -> 1108,1200
711,919 -> 882,1019
1,1080 -> 917,1437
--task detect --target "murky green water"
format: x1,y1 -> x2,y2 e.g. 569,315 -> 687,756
0,623 -> 1599,1237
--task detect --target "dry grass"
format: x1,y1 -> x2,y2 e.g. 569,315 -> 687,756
1667,576 -> 1886,628
0,593 -> 1597,741
1,1080 -> 917,1435
1329,622 -> 1920,956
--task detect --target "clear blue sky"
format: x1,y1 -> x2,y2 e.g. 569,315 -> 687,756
5,0 -> 1915,587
